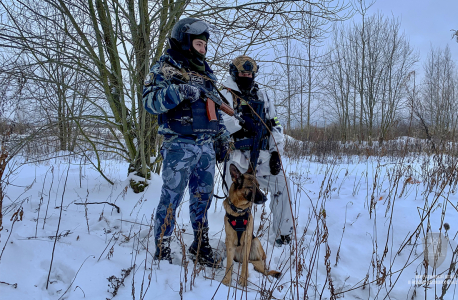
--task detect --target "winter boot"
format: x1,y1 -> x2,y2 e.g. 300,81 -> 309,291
188,228 -> 221,268
154,236 -> 173,263
275,234 -> 291,247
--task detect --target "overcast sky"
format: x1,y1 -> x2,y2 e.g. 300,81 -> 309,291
368,0 -> 458,74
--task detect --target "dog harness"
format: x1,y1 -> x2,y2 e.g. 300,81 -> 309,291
226,211 -> 250,246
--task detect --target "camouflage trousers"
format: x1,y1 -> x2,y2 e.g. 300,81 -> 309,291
154,142 -> 216,241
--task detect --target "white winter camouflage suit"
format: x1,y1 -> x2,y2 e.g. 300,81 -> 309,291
220,76 -> 293,241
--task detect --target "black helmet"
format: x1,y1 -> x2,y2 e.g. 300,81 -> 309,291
229,55 -> 259,90
171,18 -> 210,51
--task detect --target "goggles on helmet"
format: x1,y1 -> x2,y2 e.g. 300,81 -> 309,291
229,55 -> 259,87
181,21 -> 209,36
171,18 -> 211,51
232,56 -> 258,73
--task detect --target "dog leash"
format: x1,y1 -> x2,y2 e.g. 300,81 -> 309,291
213,154 -> 230,200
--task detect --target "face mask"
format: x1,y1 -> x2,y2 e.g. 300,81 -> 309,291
191,45 -> 206,62
237,76 -> 254,90
188,46 -> 206,72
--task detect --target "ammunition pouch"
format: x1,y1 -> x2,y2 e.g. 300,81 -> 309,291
159,98 -> 218,135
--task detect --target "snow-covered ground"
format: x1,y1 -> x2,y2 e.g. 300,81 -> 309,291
1,154 -> 457,299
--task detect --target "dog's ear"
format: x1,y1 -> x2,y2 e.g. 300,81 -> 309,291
229,164 -> 243,184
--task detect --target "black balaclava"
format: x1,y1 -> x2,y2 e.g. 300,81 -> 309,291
237,76 -> 254,91
229,56 -> 258,93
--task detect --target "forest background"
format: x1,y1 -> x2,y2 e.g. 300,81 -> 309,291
0,0 -> 456,183
1,1 -> 458,299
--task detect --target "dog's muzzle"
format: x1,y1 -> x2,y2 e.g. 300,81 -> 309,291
248,190 -> 268,205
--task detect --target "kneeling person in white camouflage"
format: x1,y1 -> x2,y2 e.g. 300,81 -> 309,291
220,56 -> 293,246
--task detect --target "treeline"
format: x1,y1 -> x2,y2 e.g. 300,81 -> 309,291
0,0 -> 456,180
269,8 -> 457,145
0,0 -> 350,181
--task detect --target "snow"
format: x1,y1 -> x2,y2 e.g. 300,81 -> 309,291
1,154 -> 457,299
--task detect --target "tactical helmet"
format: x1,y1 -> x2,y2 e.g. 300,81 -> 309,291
229,56 -> 258,80
171,18 -> 210,51
229,56 -> 258,90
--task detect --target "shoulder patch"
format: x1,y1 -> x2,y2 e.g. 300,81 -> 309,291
144,72 -> 154,86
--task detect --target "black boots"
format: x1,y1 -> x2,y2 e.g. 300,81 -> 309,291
154,229 -> 221,267
275,234 -> 291,246
188,228 -> 221,268
154,236 -> 173,263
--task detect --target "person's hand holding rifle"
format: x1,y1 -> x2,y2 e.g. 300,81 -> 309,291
170,71 -> 245,123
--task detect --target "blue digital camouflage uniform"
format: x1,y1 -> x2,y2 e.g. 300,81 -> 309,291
156,142 -> 215,239
143,49 -> 230,241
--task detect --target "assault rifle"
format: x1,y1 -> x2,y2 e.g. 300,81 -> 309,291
171,74 -> 245,124
198,84 -> 245,124
247,98 -> 268,172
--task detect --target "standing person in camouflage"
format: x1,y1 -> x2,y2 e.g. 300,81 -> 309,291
143,18 -> 230,266
220,55 -> 293,246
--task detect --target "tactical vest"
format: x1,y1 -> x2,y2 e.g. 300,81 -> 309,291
158,69 -> 219,136
231,91 -> 269,151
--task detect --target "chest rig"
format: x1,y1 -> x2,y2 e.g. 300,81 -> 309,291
230,89 -> 269,152
158,64 -> 219,136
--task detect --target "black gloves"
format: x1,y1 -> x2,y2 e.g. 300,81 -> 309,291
215,141 -> 232,163
178,84 -> 201,103
269,151 -> 281,175
240,115 -> 257,133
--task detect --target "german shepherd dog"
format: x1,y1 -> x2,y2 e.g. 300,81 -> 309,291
221,164 -> 282,287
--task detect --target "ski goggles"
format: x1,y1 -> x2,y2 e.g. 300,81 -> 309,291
182,21 -> 209,35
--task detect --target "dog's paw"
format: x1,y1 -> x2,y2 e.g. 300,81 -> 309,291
238,278 -> 248,287
222,277 -> 231,287
268,270 -> 282,279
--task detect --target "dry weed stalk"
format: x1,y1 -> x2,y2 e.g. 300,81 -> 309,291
0,280 -> 17,288
57,255 -> 95,300
173,222 -> 189,298
35,166 -> 52,237
0,207 -> 23,262
46,165 -> 70,290
42,165 -> 54,229
107,265 -> 135,299
138,215 -> 155,300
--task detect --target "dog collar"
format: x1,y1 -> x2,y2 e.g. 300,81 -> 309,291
227,198 -> 251,214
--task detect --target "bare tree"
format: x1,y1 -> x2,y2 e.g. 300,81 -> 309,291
0,0 -> 184,182
299,2 -> 330,137
323,23 -> 354,142
353,0 -> 373,142
323,12 -> 417,143
0,0 -> 352,184
377,18 -> 417,143
420,45 -> 458,138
